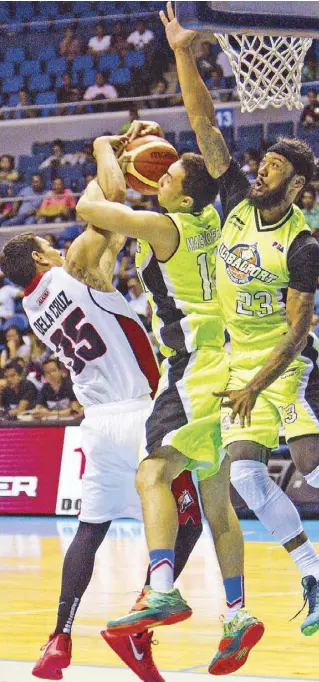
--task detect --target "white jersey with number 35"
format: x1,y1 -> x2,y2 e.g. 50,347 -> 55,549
23,266 -> 158,409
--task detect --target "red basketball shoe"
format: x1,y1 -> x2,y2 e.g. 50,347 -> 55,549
32,633 -> 72,680
101,628 -> 166,682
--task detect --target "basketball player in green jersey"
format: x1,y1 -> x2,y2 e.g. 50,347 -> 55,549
77,139 -> 264,673
160,1 -> 319,646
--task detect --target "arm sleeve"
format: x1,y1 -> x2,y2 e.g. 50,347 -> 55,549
219,159 -> 250,220
287,231 -> 319,293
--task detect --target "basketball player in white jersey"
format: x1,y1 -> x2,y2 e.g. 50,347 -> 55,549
0,137 -> 204,682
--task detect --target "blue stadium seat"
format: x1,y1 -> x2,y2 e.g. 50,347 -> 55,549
109,67 -> 130,85
29,74 -> 51,92
73,1 -> 95,14
237,124 -> 263,148
72,55 -> 94,72
14,3 -> 34,20
0,4 -> 9,22
165,132 -> 176,147
38,1 -> 58,17
35,91 -> 57,105
56,166 -> 84,182
84,162 -> 97,176
0,63 -> 14,79
179,130 -> 197,146
45,57 -> 67,75
267,121 -> 294,143
5,47 -> 25,63
7,93 -> 20,106
31,142 -> 52,156
2,76 -> 23,94
19,60 -> 41,77
124,51 -> 146,68
64,141 -> 82,153
37,45 -> 56,60
98,54 -> 120,71
82,69 -> 96,87
3,314 -> 29,333
17,155 -> 41,173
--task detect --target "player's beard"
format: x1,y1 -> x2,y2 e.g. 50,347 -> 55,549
248,174 -> 293,210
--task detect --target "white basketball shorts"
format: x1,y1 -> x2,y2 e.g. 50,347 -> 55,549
79,395 -> 152,524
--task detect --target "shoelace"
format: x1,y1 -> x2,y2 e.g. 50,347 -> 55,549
289,581 -> 318,622
143,635 -> 159,670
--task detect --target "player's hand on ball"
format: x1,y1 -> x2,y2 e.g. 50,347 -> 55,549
126,120 -> 164,142
214,387 -> 259,428
160,1 -> 197,51
117,151 -> 132,176
93,135 -> 128,158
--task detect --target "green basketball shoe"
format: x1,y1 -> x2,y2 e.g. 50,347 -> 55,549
209,609 -> 264,675
107,586 -> 192,636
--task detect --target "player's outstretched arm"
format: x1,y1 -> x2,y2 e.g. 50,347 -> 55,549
215,289 -> 315,428
77,183 -> 178,262
93,136 -> 126,203
160,2 -> 231,178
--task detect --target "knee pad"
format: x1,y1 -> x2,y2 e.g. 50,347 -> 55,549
231,460 -> 303,545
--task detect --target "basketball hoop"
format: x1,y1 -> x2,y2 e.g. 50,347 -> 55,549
215,33 -> 312,112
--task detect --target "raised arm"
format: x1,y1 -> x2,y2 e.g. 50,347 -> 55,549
77,183 -> 178,262
160,2 -> 231,178
93,135 -> 126,203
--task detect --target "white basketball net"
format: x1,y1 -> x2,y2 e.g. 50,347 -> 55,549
215,33 -> 312,112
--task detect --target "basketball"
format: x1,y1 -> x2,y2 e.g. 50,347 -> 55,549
124,135 -> 179,195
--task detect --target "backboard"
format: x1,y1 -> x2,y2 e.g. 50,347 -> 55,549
176,2 -> 319,38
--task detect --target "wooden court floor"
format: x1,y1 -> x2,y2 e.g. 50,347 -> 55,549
1,517 -> 319,682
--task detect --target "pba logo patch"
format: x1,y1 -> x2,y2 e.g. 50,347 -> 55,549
219,242 -> 278,286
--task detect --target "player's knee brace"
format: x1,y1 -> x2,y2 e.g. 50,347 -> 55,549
230,460 -> 303,545
304,464 -> 319,488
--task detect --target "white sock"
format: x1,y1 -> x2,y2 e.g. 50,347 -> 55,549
289,540 -> 319,580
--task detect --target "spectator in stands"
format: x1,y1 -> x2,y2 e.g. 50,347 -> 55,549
43,233 -> 58,248
120,104 -> 139,134
125,187 -> 152,211
74,142 -> 95,166
206,66 -> 226,100
197,42 -> 215,81
301,52 -> 319,82
37,178 -> 76,224
15,89 -> 37,120
149,77 -> 169,108
110,20 -> 127,53
85,173 -> 95,187
57,73 -> 76,104
216,49 -> 234,92
39,140 -> 78,169
0,326 -> 31,369
0,184 -> 17,225
0,358 -> 38,418
88,23 -> 111,55
300,88 -> 319,127
127,276 -> 148,319
299,184 -> 319,234
59,27 -> 82,62
34,358 -> 83,419
64,87 -> 87,116
127,19 -> 154,51
0,273 -> 23,329
2,174 -> 45,226
83,72 -> 118,104
242,150 -> 261,183
0,155 -> 19,184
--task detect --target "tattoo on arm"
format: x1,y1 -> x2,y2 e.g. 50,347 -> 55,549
194,117 -> 231,179
247,289 -> 314,394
